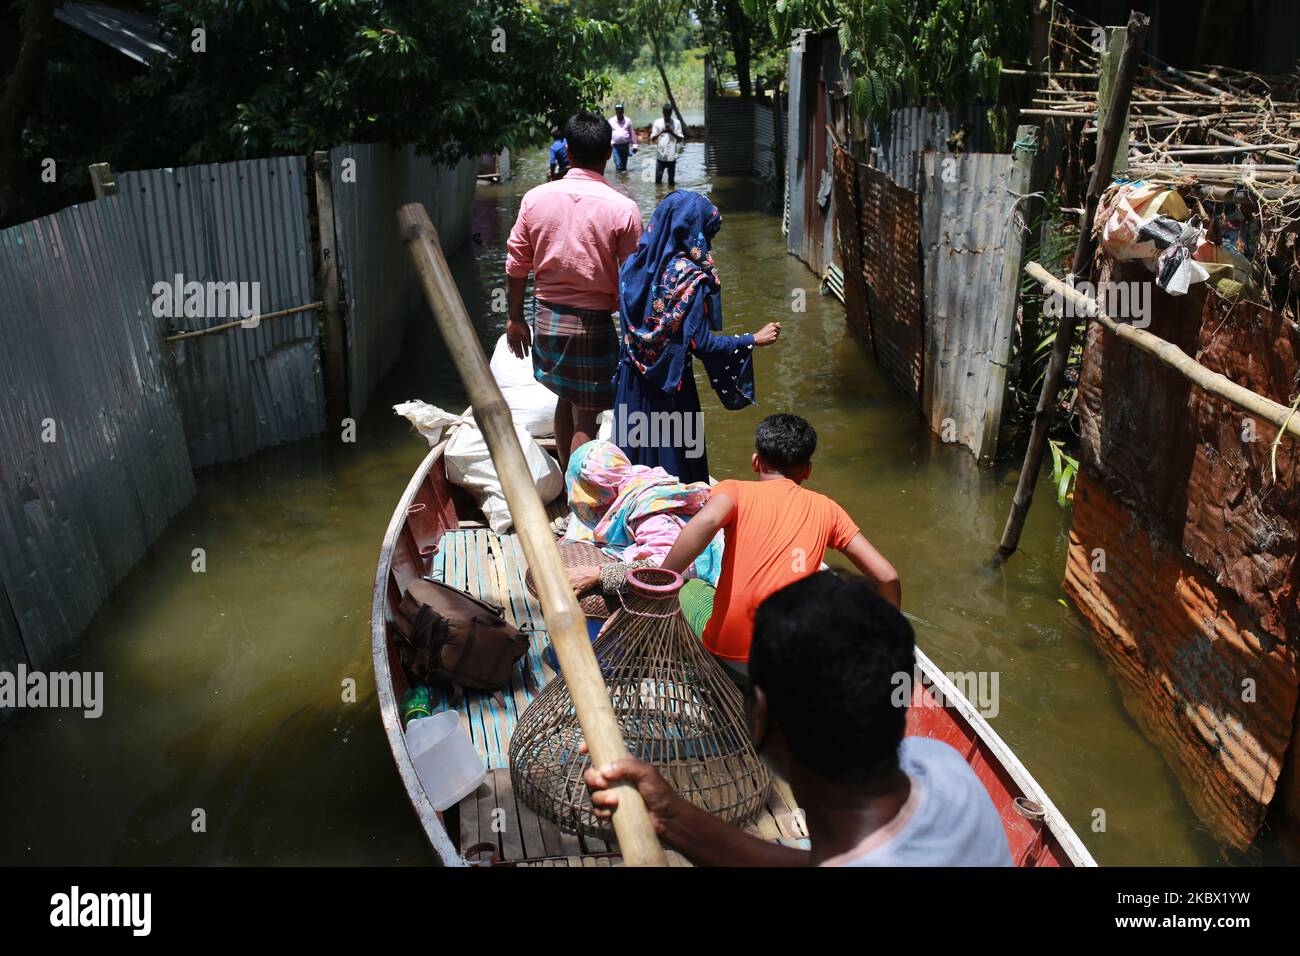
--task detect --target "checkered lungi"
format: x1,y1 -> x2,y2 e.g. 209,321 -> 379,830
531,299 -> 618,410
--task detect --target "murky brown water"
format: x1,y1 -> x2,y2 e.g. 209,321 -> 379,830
0,138 -> 1225,866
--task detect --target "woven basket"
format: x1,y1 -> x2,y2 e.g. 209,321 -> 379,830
509,566 -> 771,840
525,540 -> 613,619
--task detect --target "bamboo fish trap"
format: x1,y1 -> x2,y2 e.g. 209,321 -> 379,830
509,566 -> 771,840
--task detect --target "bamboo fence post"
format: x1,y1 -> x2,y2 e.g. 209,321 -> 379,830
997,10 -> 1149,561
396,203 -> 668,867
1023,261 -> 1300,441
88,162 -> 117,199
312,150 -> 349,431
1096,26 -> 1133,179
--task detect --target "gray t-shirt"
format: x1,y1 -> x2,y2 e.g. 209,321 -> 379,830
822,737 -> 1014,866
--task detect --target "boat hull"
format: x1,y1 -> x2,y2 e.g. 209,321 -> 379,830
372,445 -> 1096,866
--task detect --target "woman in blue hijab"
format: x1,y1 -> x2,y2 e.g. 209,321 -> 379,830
613,191 -> 781,483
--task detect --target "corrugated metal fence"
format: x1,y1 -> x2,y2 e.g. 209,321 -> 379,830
0,197 -> 195,672
118,157 -> 324,468
753,99 -> 779,180
331,145 -> 476,419
857,160 -> 925,404
918,148 -> 1034,461
826,104 -> 1035,460
704,98 -> 753,174
1,143 -> 476,675
704,97 -> 784,179
873,106 -> 995,191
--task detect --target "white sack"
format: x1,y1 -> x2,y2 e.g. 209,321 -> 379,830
394,398 -> 563,534
489,334 -> 557,437
445,419 -> 563,534
393,400 -> 469,447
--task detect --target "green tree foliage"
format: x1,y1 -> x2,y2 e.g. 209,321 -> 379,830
627,0 -> 689,124
693,0 -> 777,98
3,0 -> 618,224
739,0 -> 1024,123
143,0 -> 616,164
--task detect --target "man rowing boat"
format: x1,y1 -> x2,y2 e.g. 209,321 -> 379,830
583,571 -> 1014,866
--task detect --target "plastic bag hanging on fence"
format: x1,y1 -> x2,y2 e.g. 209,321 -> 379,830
1098,181 -> 1191,263
817,170 -> 833,210
1155,219 -> 1210,296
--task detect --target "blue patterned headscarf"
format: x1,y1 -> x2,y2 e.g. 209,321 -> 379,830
617,191 -> 754,410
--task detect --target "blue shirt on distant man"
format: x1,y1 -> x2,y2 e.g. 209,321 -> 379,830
549,134 -> 570,180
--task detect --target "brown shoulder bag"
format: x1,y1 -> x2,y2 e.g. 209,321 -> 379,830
392,578 -> 532,705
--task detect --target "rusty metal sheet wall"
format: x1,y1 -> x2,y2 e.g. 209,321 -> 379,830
118,156 -> 324,468
801,76 -> 830,276
331,145 -> 475,420
0,197 -> 195,672
785,42 -> 807,259
918,150 -> 1028,461
831,145 -> 870,350
856,163 -> 923,403
1065,265 -> 1300,849
875,106 -> 995,192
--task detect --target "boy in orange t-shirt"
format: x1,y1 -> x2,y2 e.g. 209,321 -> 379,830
662,414 -> 900,682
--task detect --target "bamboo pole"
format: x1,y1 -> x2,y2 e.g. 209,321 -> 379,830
396,203 -> 668,867
1205,129 -> 1300,165
164,301 -> 323,342
1157,143 -> 1297,157
1020,108 -> 1096,120
1024,261 -> 1300,440
997,10 -> 1149,561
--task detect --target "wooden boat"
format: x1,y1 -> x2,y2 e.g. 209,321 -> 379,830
372,438 -> 1098,867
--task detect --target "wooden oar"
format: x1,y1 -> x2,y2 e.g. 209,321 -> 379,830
397,203 -> 668,867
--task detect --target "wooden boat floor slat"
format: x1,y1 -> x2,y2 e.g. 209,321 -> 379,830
432,527 -> 810,866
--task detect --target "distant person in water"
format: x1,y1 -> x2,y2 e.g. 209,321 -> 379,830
583,570 -> 1014,866
506,111 -> 642,470
608,104 -> 637,172
651,103 -> 685,186
548,129 -> 569,180
612,190 -> 780,484
662,414 -> 900,685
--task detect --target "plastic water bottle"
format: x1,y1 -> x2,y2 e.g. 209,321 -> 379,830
402,686 -> 435,726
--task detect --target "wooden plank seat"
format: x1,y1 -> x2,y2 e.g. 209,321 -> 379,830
427,527 -> 811,866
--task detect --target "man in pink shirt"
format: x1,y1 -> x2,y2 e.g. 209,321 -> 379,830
505,111 -> 643,468
608,103 -> 637,172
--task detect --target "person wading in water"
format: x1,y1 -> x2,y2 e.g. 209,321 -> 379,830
612,190 -> 781,485
505,111 -> 643,470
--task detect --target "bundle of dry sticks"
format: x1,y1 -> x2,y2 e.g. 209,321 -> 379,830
1014,6 -> 1300,316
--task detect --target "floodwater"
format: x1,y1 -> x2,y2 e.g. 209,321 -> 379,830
0,136 -> 1230,866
